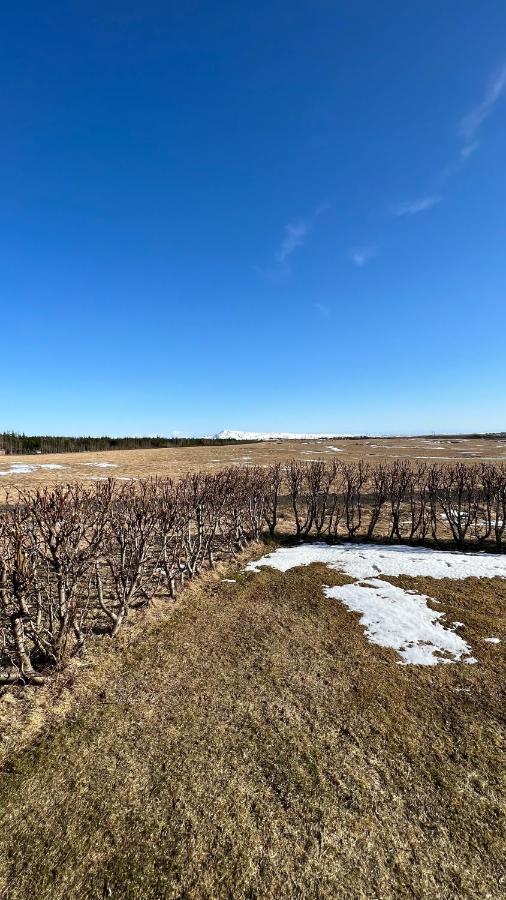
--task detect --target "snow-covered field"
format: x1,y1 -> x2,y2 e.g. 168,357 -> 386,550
247,544 -> 506,665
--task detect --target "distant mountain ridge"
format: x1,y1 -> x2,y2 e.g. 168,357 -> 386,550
215,430 -> 359,441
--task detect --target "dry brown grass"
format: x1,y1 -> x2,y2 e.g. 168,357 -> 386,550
0,544 -> 504,899
1,435 -> 505,498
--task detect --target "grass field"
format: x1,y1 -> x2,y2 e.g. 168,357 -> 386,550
0,434 -> 505,498
0,540 -> 504,899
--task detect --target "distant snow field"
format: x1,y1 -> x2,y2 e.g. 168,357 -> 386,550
216,430 -> 357,441
247,543 -> 506,665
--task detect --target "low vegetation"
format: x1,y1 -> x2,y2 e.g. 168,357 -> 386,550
1,459 -> 505,686
0,558 -> 504,898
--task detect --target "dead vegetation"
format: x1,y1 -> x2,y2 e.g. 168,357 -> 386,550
1,459 -> 505,686
0,560 -> 504,899
0,459 -> 504,897
1,435 -> 506,497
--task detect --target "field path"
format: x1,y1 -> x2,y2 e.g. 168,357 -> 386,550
0,558 -> 504,899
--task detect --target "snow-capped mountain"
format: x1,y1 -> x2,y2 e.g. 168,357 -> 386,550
216,430 -> 357,441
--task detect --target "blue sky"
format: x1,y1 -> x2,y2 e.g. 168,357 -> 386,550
1,1 -> 505,436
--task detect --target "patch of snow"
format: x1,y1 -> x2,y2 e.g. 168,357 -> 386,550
221,578 -> 237,583
246,543 -> 506,666
325,579 -> 474,665
246,543 -> 506,581
0,462 -> 64,475
326,446 -> 344,452
414,456 -> 462,460
483,637 -> 501,644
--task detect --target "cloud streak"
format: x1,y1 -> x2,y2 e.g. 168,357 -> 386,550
277,221 -> 310,263
459,64 -> 506,148
392,195 -> 442,217
313,302 -> 330,318
254,203 -> 329,280
350,245 -> 377,266
390,63 -> 506,218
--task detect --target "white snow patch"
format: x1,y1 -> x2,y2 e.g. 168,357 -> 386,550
326,446 -> 344,452
246,543 -> 506,582
324,579 -> 473,665
483,637 -> 501,644
246,543 -> 506,665
414,455 -> 462,460
0,463 -> 65,475
221,578 -> 237,583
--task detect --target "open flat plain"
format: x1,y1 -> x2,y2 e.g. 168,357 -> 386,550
1,436 -> 505,898
1,435 -> 505,497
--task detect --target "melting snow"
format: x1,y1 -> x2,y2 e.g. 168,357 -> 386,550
246,543 -> 506,581
247,543 -> 506,665
483,637 -> 501,644
0,463 -> 65,475
324,579 -> 473,665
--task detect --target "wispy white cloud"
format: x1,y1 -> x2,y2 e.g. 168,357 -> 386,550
459,64 -> 506,146
391,64 -> 506,216
276,203 -> 330,264
255,204 -> 329,280
277,221 -> 310,263
392,195 -> 442,217
350,245 -> 377,267
439,63 -> 506,182
313,302 -> 330,318
252,263 -> 290,284
460,139 -> 480,160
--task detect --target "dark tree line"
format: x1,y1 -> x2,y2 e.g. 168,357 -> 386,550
1,431 -> 504,456
0,433 -> 252,455
1,459 -> 504,685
